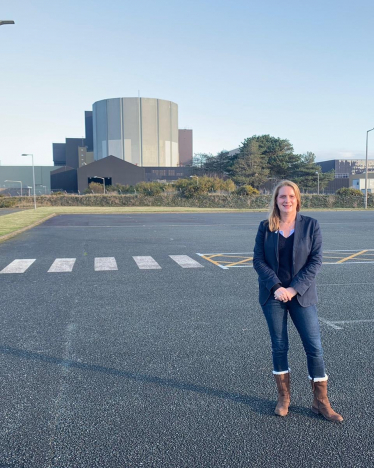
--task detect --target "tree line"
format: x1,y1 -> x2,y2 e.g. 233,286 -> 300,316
192,134 -> 334,192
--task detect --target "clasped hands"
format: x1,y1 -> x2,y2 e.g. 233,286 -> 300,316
274,286 -> 297,302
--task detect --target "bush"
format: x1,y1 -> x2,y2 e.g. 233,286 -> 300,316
0,197 -> 17,208
84,182 -> 104,194
172,176 -> 237,198
336,187 -> 363,197
234,185 -> 260,196
135,182 -> 165,196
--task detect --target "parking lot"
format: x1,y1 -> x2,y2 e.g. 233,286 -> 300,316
0,211 -> 373,467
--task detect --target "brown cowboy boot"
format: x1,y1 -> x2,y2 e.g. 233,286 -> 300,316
274,373 -> 290,416
311,379 -> 343,422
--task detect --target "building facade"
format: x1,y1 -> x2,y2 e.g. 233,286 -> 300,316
0,165 -> 56,195
178,129 -> 193,166
319,159 -> 374,178
93,97 -> 179,167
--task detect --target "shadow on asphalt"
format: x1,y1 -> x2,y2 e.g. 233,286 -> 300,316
0,344 -> 316,419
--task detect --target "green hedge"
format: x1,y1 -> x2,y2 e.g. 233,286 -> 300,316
2,192 -> 373,209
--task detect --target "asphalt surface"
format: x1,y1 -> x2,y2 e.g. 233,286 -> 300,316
0,208 -> 27,216
0,212 -> 373,467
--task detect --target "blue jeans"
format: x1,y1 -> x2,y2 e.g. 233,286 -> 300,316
261,297 -> 326,379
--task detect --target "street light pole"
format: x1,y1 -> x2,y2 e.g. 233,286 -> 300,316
189,175 -> 199,186
365,128 -> 374,209
21,154 -> 36,209
4,180 -> 23,196
94,176 -> 106,194
315,171 -> 320,195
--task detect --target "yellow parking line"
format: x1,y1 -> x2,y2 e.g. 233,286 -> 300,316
206,254 -> 225,259
337,250 -> 368,264
226,257 -> 253,267
199,255 -> 223,267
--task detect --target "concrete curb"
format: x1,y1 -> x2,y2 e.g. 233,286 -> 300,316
0,213 -> 57,243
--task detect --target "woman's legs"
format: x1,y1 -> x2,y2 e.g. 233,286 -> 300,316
261,298 -> 289,373
287,299 -> 326,379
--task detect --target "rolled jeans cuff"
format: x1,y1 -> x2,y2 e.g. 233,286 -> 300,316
273,368 -> 291,375
308,374 -> 328,382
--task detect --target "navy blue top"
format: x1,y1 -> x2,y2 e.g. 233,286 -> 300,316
278,232 -> 294,288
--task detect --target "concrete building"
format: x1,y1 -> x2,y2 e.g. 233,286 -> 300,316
350,173 -> 374,193
77,156 -> 145,193
319,159 -> 374,178
178,129 -> 193,166
49,96 -> 194,192
0,165 -> 55,195
93,97 -> 179,167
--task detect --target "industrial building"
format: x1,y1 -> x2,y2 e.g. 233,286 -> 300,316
0,165 -> 55,196
50,97 -> 194,192
93,97 -> 179,166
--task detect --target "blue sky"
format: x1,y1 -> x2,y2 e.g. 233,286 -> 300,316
1,0 -> 374,166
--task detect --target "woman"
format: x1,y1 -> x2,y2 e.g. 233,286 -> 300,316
253,180 -> 343,422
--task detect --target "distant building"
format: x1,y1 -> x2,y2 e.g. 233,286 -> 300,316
318,159 -> 374,178
92,97 -> 179,166
350,173 -> 374,193
0,165 -> 55,195
178,129 -> 193,166
50,96 -> 194,192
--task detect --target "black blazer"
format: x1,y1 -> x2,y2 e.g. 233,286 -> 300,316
253,213 -> 323,307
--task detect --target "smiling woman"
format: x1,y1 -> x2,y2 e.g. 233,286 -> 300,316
253,180 -> 344,422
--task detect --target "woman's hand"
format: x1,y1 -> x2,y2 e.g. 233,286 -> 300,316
274,287 -> 297,302
285,287 -> 297,299
274,287 -> 290,302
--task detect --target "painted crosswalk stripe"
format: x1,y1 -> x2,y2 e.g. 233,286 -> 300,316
169,255 -> 204,268
95,257 -> 118,271
133,256 -> 161,269
48,258 -> 76,273
0,259 -> 36,274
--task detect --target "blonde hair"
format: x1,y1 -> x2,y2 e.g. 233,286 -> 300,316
268,180 -> 301,232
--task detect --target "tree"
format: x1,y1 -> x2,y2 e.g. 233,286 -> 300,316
229,135 -> 296,179
192,153 -> 212,169
291,152 -> 328,192
229,139 -> 269,189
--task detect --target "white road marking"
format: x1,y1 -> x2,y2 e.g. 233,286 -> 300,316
318,317 -> 343,330
332,319 -> 374,325
169,255 -> 204,268
319,317 -> 374,330
133,256 -> 161,269
48,258 -> 76,273
0,259 -> 36,274
94,257 -> 118,271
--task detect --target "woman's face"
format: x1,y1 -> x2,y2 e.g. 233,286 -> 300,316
276,185 -> 297,216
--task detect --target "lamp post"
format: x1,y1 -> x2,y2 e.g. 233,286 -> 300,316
0,20 -> 15,26
21,154 -> 36,209
189,175 -> 199,186
5,180 -> 23,196
94,176 -> 106,194
365,128 -> 374,209
315,171 -> 320,195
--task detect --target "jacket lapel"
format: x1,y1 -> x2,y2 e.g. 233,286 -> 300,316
273,230 -> 279,265
292,212 -> 302,275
